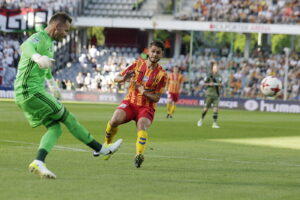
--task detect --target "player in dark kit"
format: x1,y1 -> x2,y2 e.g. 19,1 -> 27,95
197,61 -> 222,128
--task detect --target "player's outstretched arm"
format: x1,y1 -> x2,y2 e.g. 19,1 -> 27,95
114,70 -> 135,83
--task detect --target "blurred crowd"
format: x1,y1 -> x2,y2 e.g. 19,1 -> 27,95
1,0 -> 300,100
0,33 -> 23,86
54,45 -> 139,93
177,0 -> 300,24
1,33 -> 299,100
165,49 -> 300,100
2,0 -> 300,24
0,0 -> 80,16
53,44 -> 300,101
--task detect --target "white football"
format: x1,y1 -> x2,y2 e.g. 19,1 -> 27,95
260,76 -> 282,96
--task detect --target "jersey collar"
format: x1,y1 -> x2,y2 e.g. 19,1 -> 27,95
41,30 -> 54,42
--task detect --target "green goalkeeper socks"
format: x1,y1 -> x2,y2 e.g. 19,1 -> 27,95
37,111 -> 101,162
38,123 -> 62,154
36,149 -> 48,162
86,140 -> 102,152
62,111 -> 96,145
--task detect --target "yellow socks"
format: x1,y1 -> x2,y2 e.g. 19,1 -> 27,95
167,103 -> 176,115
136,130 -> 148,155
105,121 -> 118,144
170,104 -> 176,115
166,103 -> 171,114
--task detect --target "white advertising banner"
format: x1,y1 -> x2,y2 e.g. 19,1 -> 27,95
76,17 -> 300,35
0,8 -> 51,32
1,89 -> 299,113
206,22 -> 300,35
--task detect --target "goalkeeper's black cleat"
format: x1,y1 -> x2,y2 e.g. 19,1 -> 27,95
134,154 -> 144,168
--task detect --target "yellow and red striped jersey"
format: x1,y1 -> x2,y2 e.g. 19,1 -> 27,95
167,72 -> 185,94
120,59 -> 167,108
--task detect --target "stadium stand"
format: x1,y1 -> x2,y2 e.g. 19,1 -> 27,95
54,45 -> 139,92
81,0 -> 154,18
0,0 -> 81,17
176,0 -> 300,24
1,0 -> 299,101
49,41 -> 300,100
1,34 -> 299,99
0,33 -> 23,86
165,50 -> 300,100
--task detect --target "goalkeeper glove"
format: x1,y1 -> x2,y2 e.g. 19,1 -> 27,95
47,78 -> 61,100
31,54 -> 55,69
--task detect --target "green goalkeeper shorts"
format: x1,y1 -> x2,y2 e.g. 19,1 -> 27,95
16,92 -> 65,128
204,95 -> 220,109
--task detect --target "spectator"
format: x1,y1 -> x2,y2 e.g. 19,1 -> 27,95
66,80 -> 74,90
164,38 -> 172,58
84,72 -> 92,90
89,45 -> 98,60
177,0 -> 300,24
90,35 -> 97,46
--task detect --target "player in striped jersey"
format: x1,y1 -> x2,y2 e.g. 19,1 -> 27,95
166,66 -> 185,118
102,40 -> 167,168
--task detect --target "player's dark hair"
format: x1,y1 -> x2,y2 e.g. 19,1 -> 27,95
49,12 -> 72,24
149,40 -> 165,51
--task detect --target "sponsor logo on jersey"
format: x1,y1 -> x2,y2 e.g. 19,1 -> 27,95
142,76 -> 149,82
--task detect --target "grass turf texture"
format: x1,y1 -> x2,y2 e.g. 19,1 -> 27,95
1,100 -> 300,200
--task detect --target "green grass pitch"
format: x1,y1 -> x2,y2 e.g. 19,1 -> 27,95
1,100 -> 300,200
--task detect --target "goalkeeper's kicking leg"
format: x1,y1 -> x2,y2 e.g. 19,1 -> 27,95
61,109 -> 123,160
29,108 -> 122,179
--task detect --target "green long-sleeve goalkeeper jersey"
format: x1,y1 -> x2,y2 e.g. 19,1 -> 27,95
14,30 -> 54,101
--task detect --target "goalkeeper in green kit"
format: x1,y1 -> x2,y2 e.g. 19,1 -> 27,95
14,12 -> 122,179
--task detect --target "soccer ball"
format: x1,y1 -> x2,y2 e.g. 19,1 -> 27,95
260,76 -> 282,96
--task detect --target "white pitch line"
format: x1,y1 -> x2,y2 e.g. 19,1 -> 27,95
1,139 -> 300,168
0,139 -> 91,152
